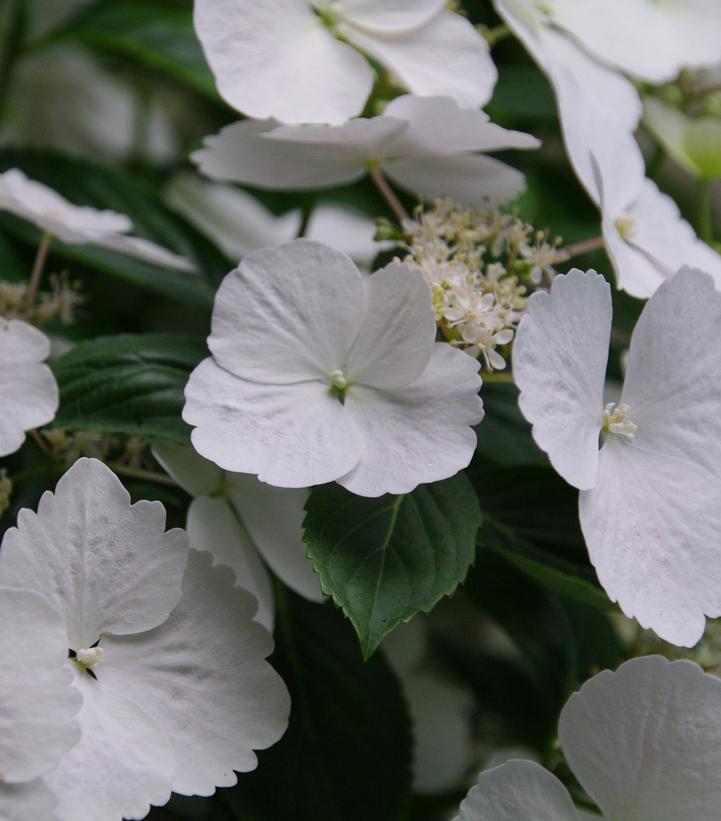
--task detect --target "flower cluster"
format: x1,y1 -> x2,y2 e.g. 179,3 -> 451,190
0,273 -> 84,327
402,198 -> 567,370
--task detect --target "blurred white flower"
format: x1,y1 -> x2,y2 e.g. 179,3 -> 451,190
0,588 -> 81,821
0,458 -> 290,821
0,169 -> 195,272
183,240 -> 484,497
153,440 -> 323,631
165,172 -> 385,268
514,267 -> 721,646
0,318 -> 58,457
548,0 -> 721,85
194,0 -> 496,125
455,656 -> 721,820
192,95 -> 540,206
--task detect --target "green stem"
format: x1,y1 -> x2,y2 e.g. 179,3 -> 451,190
480,23 -> 511,47
25,230 -> 52,313
697,178 -> 714,243
369,165 -> 410,225
296,193 -> 317,238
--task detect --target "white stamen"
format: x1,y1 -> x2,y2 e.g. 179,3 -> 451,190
603,402 -> 637,441
76,646 -> 104,668
330,370 -> 348,390
614,214 -> 639,240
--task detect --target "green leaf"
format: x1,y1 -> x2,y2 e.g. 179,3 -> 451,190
226,588 -> 411,821
50,0 -> 218,99
51,333 -> 206,442
304,473 -> 482,658
476,381 -> 547,466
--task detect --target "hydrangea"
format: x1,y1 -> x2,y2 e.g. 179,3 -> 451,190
0,169 -> 194,271
454,656 -> 721,820
194,0 -> 496,124
192,95 -> 540,207
0,317 -> 58,457
513,267 -> 721,646
153,441 -> 324,631
0,458 -> 290,821
183,239 -> 484,497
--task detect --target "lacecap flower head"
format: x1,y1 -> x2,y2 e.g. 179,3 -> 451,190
183,239 -> 484,497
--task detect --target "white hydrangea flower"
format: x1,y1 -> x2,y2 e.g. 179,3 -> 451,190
152,440 -> 323,631
0,317 -> 58,457
192,95 -> 540,207
193,0 -> 497,125
514,267 -> 721,646
454,656 -> 721,820
0,458 -> 290,821
548,0 -> 721,85
0,169 -> 195,272
183,240 -> 484,497
0,588 -> 81,821
164,172 -> 387,269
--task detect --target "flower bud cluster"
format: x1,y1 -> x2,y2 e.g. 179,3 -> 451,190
401,198 -> 567,371
0,273 -> 84,327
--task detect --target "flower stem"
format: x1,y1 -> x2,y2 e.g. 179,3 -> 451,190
296,193 -> 317,238
483,371 -> 515,384
697,178 -> 714,243
110,463 -> 179,487
369,166 -> 410,225
480,23 -> 511,46
565,235 -> 605,259
25,231 -> 53,313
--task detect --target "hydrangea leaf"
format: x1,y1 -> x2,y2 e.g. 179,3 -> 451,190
303,473 -> 481,658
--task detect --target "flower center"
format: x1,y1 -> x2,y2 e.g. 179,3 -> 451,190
603,402 -> 637,441
328,369 -> 350,404
614,215 -> 638,240
314,0 -> 344,27
75,646 -> 104,669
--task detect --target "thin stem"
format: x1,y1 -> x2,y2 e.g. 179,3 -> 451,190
369,166 -> 410,225
697,178 -> 714,243
110,464 -> 178,487
29,429 -> 50,455
480,23 -> 511,46
483,371 -> 514,384
25,230 -> 53,312
564,235 -> 605,259
296,193 -> 317,238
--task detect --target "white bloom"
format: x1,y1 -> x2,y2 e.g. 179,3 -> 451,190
152,440 -> 323,631
0,458 -> 290,821
0,588 -> 81,821
0,169 -> 195,272
514,267 -> 721,646
548,0 -> 721,85
183,240 -> 484,497
164,172 -> 386,269
193,0 -> 496,125
455,656 -> 721,820
192,95 -> 540,207
0,318 -> 58,457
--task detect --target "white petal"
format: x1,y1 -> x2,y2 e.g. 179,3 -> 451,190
208,240 -> 367,383
100,550 -> 290,795
227,483 -> 323,603
384,95 -> 540,154
0,319 -> 58,457
329,0 -> 445,33
305,204 -> 385,270
187,496 -> 275,631
341,11 -> 497,108
0,588 -> 80,782
152,439 -> 223,497
453,759 -> 580,821
164,173 -> 299,260
184,359 -> 363,488
346,261 -> 435,390
339,344 -> 483,497
193,0 -> 373,124
0,780 -> 59,821
559,656 -> 721,820
385,154 -> 528,205
0,458 -> 189,648
45,672 -> 176,821
193,118 -> 404,190
513,269 -> 610,490
94,233 -> 195,272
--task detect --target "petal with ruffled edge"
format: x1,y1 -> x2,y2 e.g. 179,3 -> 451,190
0,458 -> 189,649
193,0 -> 373,125
208,240 -> 367,384
346,261 -> 435,390
384,95 -> 540,155
0,319 -> 58,457
385,154 -> 527,206
453,759 -> 580,821
339,344 -> 482,497
341,12 -> 497,109
0,781 -> 59,821
99,550 -> 290,796
184,359 -> 363,488
513,270 -> 610,490
0,588 -> 80,782
559,656 -> 721,820
326,0 -> 445,33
